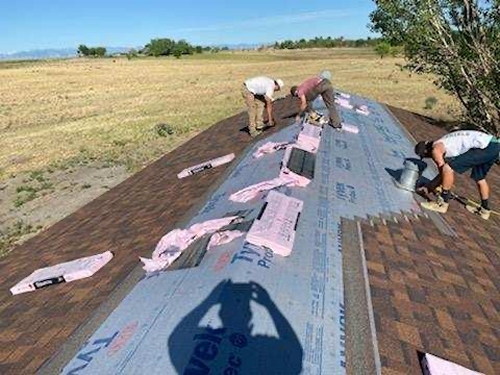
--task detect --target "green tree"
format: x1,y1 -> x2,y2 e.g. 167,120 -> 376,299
172,47 -> 183,59
195,45 -> 203,54
93,47 -> 106,57
374,41 -> 392,58
77,44 -> 89,56
147,38 -> 175,56
370,0 -> 500,134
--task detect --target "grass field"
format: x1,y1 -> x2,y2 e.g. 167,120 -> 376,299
0,48 -> 459,179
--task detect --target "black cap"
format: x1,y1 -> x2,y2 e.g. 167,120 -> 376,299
414,141 -> 432,159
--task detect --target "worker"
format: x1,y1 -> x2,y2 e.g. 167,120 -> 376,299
290,74 -> 341,128
415,130 -> 500,220
241,76 -> 284,137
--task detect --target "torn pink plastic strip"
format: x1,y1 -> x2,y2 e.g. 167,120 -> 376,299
341,123 -> 360,134
177,153 -> 235,179
421,353 -> 484,375
207,230 -> 245,251
139,216 -> 239,273
229,175 -> 301,203
253,142 -> 290,159
10,251 -> 114,295
246,190 -> 303,257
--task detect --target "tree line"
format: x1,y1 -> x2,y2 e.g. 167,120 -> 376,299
77,36 -> 390,60
77,45 -> 107,57
272,36 -> 383,49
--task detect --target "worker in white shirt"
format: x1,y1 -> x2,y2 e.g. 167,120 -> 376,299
241,76 -> 284,137
415,130 -> 500,220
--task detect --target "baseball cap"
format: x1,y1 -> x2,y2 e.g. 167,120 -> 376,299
275,79 -> 284,89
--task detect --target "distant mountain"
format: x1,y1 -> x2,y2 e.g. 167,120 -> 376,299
0,47 -> 133,61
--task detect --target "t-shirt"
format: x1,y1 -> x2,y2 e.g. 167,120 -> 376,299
296,77 -> 322,97
245,76 -> 276,99
435,130 -> 493,157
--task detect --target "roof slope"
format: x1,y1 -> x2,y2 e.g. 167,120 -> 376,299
346,107 -> 500,374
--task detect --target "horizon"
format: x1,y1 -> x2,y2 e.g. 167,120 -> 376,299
0,0 -> 377,55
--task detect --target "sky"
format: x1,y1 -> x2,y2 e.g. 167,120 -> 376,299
0,0 -> 377,53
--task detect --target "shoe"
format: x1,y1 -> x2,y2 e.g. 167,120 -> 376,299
421,196 -> 449,213
249,129 -> 263,137
329,121 -> 342,129
466,204 -> 491,220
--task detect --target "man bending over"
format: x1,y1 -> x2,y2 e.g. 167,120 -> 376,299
415,130 -> 500,220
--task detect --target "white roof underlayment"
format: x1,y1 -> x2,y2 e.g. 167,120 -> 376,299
61,93 -> 433,375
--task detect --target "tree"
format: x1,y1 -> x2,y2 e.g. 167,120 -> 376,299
93,47 -> 106,57
126,48 -> 138,60
374,41 -> 392,58
147,38 -> 175,56
370,1 -> 500,134
78,44 -> 89,56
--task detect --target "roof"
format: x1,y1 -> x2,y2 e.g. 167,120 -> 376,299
344,106 -> 500,374
0,96 -> 498,374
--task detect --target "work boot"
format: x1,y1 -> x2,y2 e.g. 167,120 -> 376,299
249,129 -> 262,137
329,120 -> 342,129
465,204 -> 491,220
421,195 -> 449,213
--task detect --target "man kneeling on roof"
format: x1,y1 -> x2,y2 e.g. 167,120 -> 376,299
290,71 -> 341,129
415,130 -> 500,220
242,76 -> 284,137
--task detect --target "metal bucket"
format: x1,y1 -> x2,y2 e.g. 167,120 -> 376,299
394,158 -> 427,192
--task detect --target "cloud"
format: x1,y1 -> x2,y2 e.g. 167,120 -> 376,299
168,9 -> 362,34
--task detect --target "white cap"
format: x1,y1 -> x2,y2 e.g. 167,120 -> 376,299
319,70 -> 332,80
276,79 -> 284,89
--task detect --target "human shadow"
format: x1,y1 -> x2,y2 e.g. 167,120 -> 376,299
168,279 -> 303,374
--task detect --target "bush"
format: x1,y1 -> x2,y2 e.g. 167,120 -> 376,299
155,123 -> 175,137
424,97 -> 438,110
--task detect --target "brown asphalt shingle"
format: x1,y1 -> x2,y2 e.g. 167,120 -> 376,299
0,98 -> 299,374
358,106 -> 500,374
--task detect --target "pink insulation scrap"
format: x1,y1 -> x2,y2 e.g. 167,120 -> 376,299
295,123 -> 322,154
10,251 -> 114,295
140,216 -> 239,273
246,190 -> 303,257
421,353 -> 484,375
335,97 -> 353,109
229,175 -> 302,203
355,105 -> 370,116
177,153 -> 235,179
253,142 -> 290,159
340,123 -> 360,134
207,230 -> 245,251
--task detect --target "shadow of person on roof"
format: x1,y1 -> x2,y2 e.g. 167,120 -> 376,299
168,279 -> 303,374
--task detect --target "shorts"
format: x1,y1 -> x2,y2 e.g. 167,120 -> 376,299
446,141 -> 500,181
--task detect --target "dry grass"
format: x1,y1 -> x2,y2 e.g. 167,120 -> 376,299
0,48 -> 459,178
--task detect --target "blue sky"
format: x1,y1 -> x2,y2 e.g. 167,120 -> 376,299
0,0 -> 377,53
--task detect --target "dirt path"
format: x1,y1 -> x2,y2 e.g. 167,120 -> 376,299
0,164 -> 130,255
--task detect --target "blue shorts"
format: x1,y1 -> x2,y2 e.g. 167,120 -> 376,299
445,141 -> 500,181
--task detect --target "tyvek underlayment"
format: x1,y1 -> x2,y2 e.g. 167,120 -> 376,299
61,93 -> 427,375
